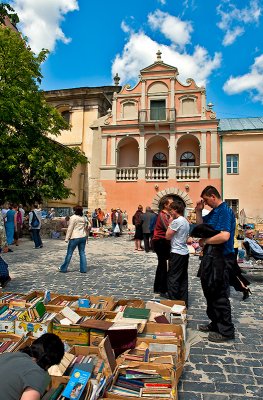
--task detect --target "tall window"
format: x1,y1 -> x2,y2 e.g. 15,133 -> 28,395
180,152 -> 195,166
150,100 -> 166,121
61,110 -> 70,124
225,199 -> 239,216
226,154 -> 239,174
152,152 -> 167,167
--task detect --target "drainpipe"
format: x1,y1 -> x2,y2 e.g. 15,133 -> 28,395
219,133 -> 224,199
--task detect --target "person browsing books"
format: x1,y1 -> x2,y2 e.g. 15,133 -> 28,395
165,200 -> 190,306
0,333 -> 64,400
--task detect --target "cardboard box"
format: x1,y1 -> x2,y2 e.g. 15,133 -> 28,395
89,328 -> 105,346
15,319 -> 52,338
0,333 -> 25,352
25,290 -> 58,305
48,295 -> 82,309
0,292 -> 26,305
52,310 -> 99,346
74,295 -> 115,313
112,299 -> 145,312
0,320 -> 16,334
107,362 -> 177,399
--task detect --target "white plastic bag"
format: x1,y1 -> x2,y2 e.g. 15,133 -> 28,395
114,223 -> 120,233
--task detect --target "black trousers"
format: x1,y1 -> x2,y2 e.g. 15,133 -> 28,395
143,233 -> 151,252
201,263 -> 234,338
167,253 -> 189,306
152,239 -> 170,293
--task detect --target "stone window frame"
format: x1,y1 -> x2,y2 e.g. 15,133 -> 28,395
57,104 -> 72,125
119,99 -> 138,121
177,95 -> 200,117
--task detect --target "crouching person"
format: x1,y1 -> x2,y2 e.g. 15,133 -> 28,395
0,333 -> 64,400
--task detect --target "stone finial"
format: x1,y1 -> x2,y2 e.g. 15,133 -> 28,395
156,49 -> 162,61
114,73 -> 120,86
207,102 -> 214,110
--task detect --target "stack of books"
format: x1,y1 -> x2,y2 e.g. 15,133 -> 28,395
110,368 -> 173,398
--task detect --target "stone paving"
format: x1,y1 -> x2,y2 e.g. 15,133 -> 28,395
2,235 -> 263,400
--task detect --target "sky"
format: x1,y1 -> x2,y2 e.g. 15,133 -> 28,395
8,0 -> 263,119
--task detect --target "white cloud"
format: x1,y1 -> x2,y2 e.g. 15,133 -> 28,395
158,0 -> 166,4
223,54 -> 263,103
112,31 -> 221,87
148,10 -> 193,49
217,0 -> 262,46
11,0 -> 79,53
222,26 -> 244,46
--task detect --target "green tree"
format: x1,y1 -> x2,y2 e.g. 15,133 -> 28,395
0,25 -> 86,204
0,3 -> 19,26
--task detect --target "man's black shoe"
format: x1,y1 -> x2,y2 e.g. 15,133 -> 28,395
198,324 -> 216,333
208,332 -> 235,342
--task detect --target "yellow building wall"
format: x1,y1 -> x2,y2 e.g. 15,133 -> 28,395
223,134 -> 263,219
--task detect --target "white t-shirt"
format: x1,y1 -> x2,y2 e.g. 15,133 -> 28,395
169,216 -> 190,255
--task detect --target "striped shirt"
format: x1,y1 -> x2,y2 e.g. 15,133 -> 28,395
203,202 -> 235,255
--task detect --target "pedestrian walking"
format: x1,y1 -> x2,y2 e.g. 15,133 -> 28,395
59,205 -> 88,273
195,185 -> 235,342
5,204 -> 16,245
151,197 -> 173,295
165,201 -> 190,306
92,209 -> 98,228
29,204 -> 43,249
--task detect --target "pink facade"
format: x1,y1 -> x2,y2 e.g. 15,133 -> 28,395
92,54 -> 221,218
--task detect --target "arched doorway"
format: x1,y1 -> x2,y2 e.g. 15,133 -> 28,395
151,187 -> 194,212
157,194 -> 185,211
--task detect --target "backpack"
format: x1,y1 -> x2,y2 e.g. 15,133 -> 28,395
31,211 -> 40,228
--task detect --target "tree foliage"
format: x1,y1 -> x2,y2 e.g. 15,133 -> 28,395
0,25 -> 86,204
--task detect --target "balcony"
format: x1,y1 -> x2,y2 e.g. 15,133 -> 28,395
139,108 -> 176,123
176,166 -> 200,181
116,167 -> 138,181
145,167 -> 168,181
116,166 -> 200,181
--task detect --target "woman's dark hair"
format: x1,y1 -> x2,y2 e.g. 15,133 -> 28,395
170,200 -> 185,215
20,333 -> 64,370
73,205 -> 83,216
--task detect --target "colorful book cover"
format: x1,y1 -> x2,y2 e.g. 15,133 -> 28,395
62,368 -> 91,399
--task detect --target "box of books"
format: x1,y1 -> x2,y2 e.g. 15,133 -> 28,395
25,290 -> 58,306
74,295 -> 115,312
106,362 -> 177,399
0,304 -> 23,333
14,303 -> 56,338
52,307 -> 99,346
0,292 -> 27,306
0,333 -> 25,353
89,328 -> 106,346
48,294 -> 83,310
111,298 -> 145,312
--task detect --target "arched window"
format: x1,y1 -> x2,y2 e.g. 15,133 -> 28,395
61,110 -> 70,124
180,152 -> 195,166
152,152 -> 167,167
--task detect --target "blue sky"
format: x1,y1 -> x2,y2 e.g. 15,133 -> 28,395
9,0 -> 263,118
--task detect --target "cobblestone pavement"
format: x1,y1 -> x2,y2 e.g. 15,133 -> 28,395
3,235 -> 263,400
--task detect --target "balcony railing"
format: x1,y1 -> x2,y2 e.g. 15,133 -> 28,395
116,166 -> 200,181
116,167 -> 138,181
139,108 -> 176,123
176,166 -> 200,180
145,167 -> 168,181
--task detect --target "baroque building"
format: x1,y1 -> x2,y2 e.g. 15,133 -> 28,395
90,51 -> 221,218
45,52 -> 263,220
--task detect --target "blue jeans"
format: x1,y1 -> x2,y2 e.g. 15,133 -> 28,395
60,237 -> 87,273
31,229 -> 43,248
